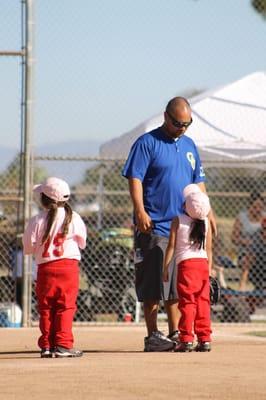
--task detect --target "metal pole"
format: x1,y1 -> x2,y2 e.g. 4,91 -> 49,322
97,165 -> 105,231
22,0 -> 34,327
0,50 -> 25,56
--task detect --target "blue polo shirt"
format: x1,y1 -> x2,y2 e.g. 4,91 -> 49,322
122,127 -> 206,237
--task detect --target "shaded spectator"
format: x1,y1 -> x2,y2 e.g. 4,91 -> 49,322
231,192 -> 265,268
239,217 -> 266,293
11,236 -> 37,309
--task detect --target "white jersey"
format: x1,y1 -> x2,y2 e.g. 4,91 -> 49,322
175,214 -> 208,265
23,207 -> 87,265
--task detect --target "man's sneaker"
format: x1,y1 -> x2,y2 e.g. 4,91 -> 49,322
167,330 -> 179,344
40,348 -> 53,358
144,331 -> 175,352
195,341 -> 211,352
55,346 -> 83,358
174,342 -> 194,352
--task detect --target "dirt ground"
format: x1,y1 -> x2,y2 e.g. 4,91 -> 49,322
0,323 -> 265,400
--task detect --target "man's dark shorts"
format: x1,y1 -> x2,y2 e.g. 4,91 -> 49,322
134,230 -> 178,302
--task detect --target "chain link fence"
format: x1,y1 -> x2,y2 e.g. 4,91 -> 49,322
0,1 -> 266,326
28,157 -> 266,324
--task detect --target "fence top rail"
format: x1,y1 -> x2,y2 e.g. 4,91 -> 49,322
0,50 -> 25,57
34,155 -> 125,162
34,155 -> 266,166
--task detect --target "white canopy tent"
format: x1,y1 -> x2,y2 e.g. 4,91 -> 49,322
100,72 -> 266,164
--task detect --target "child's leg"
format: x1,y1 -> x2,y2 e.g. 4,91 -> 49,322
38,302 -> 56,349
36,266 -> 56,349
177,261 -> 201,343
54,259 -> 79,349
194,261 -> 212,342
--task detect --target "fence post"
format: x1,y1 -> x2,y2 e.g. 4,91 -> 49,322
22,0 -> 35,327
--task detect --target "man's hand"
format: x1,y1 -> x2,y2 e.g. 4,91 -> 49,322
129,178 -> 153,233
135,209 -> 153,233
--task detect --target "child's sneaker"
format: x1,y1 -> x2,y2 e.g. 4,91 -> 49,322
40,348 -> 53,358
195,341 -> 211,352
174,342 -> 193,352
55,346 -> 83,358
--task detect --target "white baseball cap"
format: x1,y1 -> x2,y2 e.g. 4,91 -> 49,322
183,184 -> 210,220
33,177 -> 70,202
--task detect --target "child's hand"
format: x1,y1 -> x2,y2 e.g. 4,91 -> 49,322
163,268 -> 169,282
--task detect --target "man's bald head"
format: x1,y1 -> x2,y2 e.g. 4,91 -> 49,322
165,97 -> 191,114
162,96 -> 192,139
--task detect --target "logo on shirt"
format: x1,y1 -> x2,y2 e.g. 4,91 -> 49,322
186,152 -> 196,170
199,165 -> 206,177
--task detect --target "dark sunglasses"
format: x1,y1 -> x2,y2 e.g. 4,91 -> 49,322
166,111 -> 193,129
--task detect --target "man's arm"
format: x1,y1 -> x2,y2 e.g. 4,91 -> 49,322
197,182 -> 217,237
128,177 -> 153,233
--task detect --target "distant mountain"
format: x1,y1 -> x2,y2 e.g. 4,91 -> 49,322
0,139 -> 103,184
35,139 -> 103,184
35,139 -> 101,158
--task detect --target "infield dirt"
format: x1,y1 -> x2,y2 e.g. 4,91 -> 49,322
0,324 -> 265,400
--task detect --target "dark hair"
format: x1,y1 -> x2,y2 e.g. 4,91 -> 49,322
41,193 -> 73,244
249,191 -> 264,206
189,219 -> 206,250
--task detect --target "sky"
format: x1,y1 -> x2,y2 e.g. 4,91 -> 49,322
0,0 -> 265,151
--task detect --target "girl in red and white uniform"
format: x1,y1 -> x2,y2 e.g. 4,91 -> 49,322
23,177 -> 87,358
163,184 -> 212,352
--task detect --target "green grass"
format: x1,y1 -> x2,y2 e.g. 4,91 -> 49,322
245,331 -> 266,338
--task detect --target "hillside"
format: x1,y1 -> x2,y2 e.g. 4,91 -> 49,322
0,139 -> 102,184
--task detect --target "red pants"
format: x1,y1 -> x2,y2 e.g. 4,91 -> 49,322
177,258 -> 212,343
36,258 -> 79,350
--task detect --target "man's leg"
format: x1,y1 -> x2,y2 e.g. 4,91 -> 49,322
134,231 -> 162,336
162,246 -> 180,336
164,299 -> 180,336
143,300 -> 159,336
143,299 -> 175,352
135,232 -> 175,351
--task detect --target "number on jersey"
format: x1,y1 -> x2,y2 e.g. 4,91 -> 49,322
42,233 -> 65,258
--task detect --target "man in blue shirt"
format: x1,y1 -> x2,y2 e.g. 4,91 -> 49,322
122,97 -> 216,351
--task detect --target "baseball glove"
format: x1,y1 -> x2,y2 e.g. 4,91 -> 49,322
209,276 -> 221,305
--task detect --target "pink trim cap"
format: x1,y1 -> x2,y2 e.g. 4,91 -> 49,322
33,177 -> 70,202
183,184 -> 210,220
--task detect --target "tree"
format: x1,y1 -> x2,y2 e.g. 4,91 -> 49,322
0,154 -> 48,223
192,0 -> 266,19
0,153 -> 47,192
252,0 -> 266,19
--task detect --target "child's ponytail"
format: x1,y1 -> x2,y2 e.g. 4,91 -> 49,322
40,193 -> 73,244
62,203 -> 73,236
189,219 -> 206,249
41,193 -> 58,244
